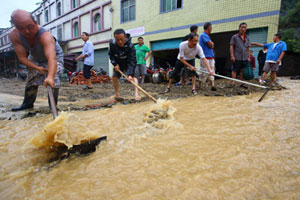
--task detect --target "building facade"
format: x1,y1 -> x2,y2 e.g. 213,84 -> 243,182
111,0 -> 282,76
0,0 -> 113,76
0,0 -> 282,77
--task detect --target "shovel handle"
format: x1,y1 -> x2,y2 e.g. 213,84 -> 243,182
118,70 -> 157,103
47,86 -> 58,119
196,69 -> 268,89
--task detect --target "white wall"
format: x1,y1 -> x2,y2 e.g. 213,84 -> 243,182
63,22 -> 71,40
50,3 -> 56,21
103,5 -> 112,30
80,0 -> 90,5
63,0 -> 71,14
80,13 -> 90,33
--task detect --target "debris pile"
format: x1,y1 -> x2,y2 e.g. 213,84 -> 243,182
70,71 -> 110,85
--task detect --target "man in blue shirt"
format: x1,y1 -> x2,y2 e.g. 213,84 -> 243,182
252,33 -> 287,85
199,22 -> 216,91
75,32 -> 94,90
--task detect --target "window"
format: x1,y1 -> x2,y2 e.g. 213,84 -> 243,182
73,21 -> 79,38
36,14 -> 41,25
57,25 -> 62,41
57,2 -> 62,17
93,13 -> 101,32
121,0 -> 135,23
160,0 -> 182,13
45,10 -> 49,23
72,0 -> 79,9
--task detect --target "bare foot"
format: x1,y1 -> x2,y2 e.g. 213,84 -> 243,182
135,96 -> 141,101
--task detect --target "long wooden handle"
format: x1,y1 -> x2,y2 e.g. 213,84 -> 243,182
196,69 -> 270,102
118,70 -> 157,103
196,69 -> 268,89
47,86 -> 58,119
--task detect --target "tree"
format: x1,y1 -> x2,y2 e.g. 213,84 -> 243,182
279,1 -> 300,53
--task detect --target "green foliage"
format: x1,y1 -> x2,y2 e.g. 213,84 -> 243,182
281,29 -> 300,53
280,1 -> 300,29
280,0 -> 299,13
279,1 -> 300,53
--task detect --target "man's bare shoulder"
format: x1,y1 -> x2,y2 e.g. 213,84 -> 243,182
9,28 -> 20,42
40,31 -> 53,40
40,31 -> 54,45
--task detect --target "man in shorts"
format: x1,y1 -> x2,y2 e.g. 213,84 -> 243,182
251,33 -> 287,86
134,36 -> 152,84
176,25 -> 199,86
230,22 -> 250,87
199,22 -> 216,91
109,29 -> 140,100
75,32 -> 94,90
164,33 -> 214,95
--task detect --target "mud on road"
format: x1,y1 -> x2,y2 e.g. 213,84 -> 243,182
0,77 -> 267,120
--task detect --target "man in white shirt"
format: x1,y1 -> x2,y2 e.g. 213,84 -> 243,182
164,33 -> 214,95
75,32 -> 94,90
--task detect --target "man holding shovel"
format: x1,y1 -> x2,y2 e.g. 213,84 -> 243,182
9,9 -> 63,111
109,29 -> 141,101
164,33 -> 214,95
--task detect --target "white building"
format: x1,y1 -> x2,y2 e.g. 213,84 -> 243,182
0,0 -> 113,76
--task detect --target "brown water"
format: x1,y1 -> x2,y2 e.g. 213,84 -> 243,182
1,79 -> 299,199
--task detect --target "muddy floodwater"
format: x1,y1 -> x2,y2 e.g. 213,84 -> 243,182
0,79 -> 299,199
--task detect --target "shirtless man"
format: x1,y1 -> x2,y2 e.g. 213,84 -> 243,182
9,9 -> 64,111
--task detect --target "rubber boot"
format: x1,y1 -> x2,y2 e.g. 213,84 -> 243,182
48,88 -> 59,110
11,86 -> 38,111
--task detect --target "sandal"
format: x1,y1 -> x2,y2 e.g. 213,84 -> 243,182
110,95 -> 124,102
164,88 -> 171,94
192,89 -> 198,95
83,86 -> 93,90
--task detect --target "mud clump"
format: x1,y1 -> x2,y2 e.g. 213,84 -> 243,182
143,99 -> 175,124
144,108 -> 169,123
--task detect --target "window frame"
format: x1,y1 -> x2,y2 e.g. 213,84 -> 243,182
56,1 -> 62,17
160,0 -> 183,14
72,21 -> 79,38
93,13 -> 102,32
36,14 -> 41,25
71,0 -> 80,10
120,0 -> 136,24
44,9 -> 49,23
57,24 -> 63,41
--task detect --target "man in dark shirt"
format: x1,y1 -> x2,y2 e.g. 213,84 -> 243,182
230,22 -> 250,87
257,46 -> 268,81
108,29 -> 140,100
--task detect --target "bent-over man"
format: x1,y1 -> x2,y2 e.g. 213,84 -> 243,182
109,29 -> 140,100
164,33 -> 214,95
9,9 -> 63,111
